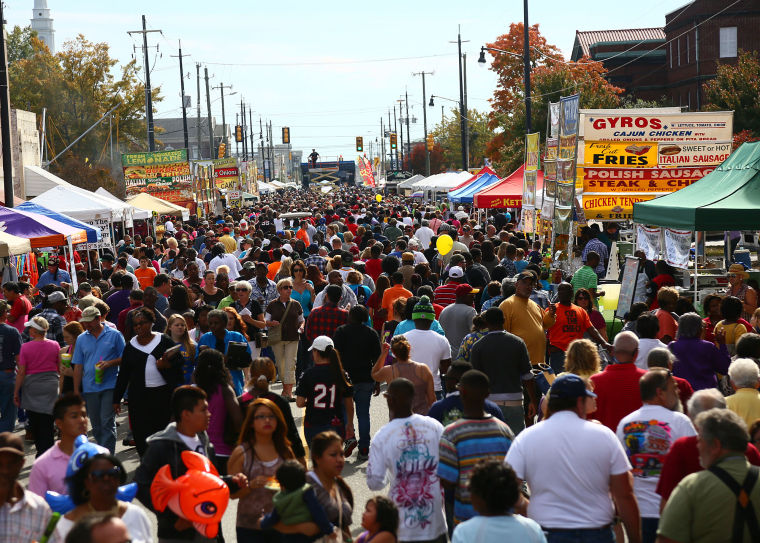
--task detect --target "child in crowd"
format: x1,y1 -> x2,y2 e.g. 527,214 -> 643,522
357,496 -> 399,543
259,459 -> 335,542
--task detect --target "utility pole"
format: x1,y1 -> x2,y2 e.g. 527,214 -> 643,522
248,108 -> 254,172
0,1 -> 14,206
212,83 -> 232,158
523,0 -> 532,132
387,110 -> 393,168
413,71 -> 433,176
128,16 -> 162,151
380,117 -> 385,179
393,106 -> 399,170
259,117 -> 266,181
451,26 -> 469,170
405,90 -> 411,163
396,100 -> 404,169
195,63 -> 202,159
235,113 -> 240,158
204,67 -> 214,159
268,121 -> 275,180
240,100 -> 247,161
170,41 -> 190,150
463,52 -> 469,168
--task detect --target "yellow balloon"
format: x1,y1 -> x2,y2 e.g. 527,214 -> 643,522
436,234 -> 454,256
375,193 -> 383,202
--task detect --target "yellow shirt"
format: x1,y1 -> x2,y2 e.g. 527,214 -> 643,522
726,387 -> 760,429
219,235 -> 237,254
499,295 -> 555,365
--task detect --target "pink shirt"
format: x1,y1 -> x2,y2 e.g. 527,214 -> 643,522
28,441 -> 70,496
19,338 -> 61,375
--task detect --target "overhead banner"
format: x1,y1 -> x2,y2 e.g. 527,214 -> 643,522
582,111 -> 733,143
523,133 -> 540,212
582,194 -> 656,220
523,170 -> 538,207
357,156 -> 376,187
122,149 -> 192,196
525,133 -> 540,171
637,225 -> 662,261
584,166 -> 716,193
657,142 -> 732,166
664,228 -> 692,269
584,141 -> 658,168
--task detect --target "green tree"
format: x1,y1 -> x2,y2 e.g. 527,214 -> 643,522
704,50 -> 760,137
430,108 -> 493,170
6,26 -> 38,64
8,35 -> 162,191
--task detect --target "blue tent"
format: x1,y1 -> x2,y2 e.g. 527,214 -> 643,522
16,202 -> 102,243
449,173 -> 501,204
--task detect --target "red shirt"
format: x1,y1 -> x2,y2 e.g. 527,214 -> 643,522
675,376 -> 694,414
433,303 -> 444,319
364,259 -> 383,282
589,363 -> 646,431
655,435 -> 760,502
434,282 -> 460,308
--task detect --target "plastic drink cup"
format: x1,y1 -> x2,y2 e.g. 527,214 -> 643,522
60,353 -> 72,368
95,362 -> 104,384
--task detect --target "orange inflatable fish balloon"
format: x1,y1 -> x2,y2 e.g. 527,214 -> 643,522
150,451 -> 230,538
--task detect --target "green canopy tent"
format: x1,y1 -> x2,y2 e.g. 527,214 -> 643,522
633,141 -> 760,230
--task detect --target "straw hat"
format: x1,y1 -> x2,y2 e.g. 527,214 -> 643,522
728,263 -> 749,279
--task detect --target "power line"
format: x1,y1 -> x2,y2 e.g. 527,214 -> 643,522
203,53 -> 456,67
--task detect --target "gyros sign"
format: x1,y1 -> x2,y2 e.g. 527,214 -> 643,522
583,112 -> 733,143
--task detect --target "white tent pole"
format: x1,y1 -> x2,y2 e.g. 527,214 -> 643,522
693,231 -> 698,307
67,237 -> 78,293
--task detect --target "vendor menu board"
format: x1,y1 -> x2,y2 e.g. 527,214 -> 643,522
122,149 -> 192,197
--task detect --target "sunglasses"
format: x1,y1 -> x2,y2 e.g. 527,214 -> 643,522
727,273 -> 740,278
235,288 -> 249,292
89,466 -> 122,481
281,285 -> 293,290
292,268 -> 304,273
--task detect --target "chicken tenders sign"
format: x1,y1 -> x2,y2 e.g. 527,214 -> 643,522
583,112 -> 733,143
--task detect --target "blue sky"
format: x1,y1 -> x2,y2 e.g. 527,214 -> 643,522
8,0 -> 686,162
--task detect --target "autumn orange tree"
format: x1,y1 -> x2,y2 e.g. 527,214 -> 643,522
407,142 -> 445,175
704,50 -> 760,140
484,23 -> 623,174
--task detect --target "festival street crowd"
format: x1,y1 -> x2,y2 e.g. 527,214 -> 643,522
1,186 -> 760,543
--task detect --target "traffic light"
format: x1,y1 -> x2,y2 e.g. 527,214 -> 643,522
356,136 -> 363,152
234,125 -> 243,143
426,133 -> 434,151
390,133 -> 397,149
217,143 -> 226,158
282,127 -> 290,144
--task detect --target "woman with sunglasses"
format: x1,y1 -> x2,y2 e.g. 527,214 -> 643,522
291,259 -> 315,383
574,288 -> 609,342
53,453 -> 152,542
232,281 -> 267,359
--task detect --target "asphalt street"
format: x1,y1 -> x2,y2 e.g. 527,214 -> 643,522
16,381 -> 391,541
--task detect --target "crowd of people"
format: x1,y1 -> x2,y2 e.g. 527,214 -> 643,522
1,185 -> 760,543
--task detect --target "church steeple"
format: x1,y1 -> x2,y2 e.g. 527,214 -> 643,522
30,0 -> 55,54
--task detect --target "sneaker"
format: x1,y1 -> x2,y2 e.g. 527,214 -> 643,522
357,448 -> 369,462
343,437 -> 358,457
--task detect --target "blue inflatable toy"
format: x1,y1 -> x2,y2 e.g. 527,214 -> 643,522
45,435 -> 137,513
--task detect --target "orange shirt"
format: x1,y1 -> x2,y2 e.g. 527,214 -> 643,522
655,308 -> 678,342
296,229 -> 311,247
267,261 -> 282,280
546,302 -> 592,351
381,284 -> 413,317
134,266 -> 157,290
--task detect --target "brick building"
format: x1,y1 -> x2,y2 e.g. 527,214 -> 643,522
572,0 -> 760,109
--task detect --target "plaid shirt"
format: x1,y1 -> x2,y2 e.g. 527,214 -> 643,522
250,278 -> 279,308
0,486 -> 52,543
23,308 -> 66,346
305,303 -> 348,343
304,255 -> 328,274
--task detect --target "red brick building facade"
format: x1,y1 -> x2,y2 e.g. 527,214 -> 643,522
572,0 -> 760,109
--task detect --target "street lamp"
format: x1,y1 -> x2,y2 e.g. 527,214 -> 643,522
478,0 -> 532,133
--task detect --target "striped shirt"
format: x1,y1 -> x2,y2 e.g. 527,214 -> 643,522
0,487 -> 52,543
571,265 -> 598,296
434,282 -> 460,307
438,416 -> 514,524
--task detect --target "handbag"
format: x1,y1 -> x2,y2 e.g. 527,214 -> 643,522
267,300 -> 293,346
226,341 -> 251,370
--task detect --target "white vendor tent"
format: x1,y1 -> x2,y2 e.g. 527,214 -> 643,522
127,192 -> 190,221
0,232 -> 32,257
411,171 -> 472,192
95,188 -> 152,220
29,186 -> 120,221
23,166 -> 71,198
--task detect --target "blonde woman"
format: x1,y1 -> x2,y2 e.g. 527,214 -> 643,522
167,314 -> 197,385
371,336 -> 435,415
275,257 -> 293,282
563,339 -> 601,379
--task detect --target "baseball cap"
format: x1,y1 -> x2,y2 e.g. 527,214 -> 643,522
515,270 -> 537,282
48,291 -> 66,304
550,374 -> 597,400
282,243 -> 293,253
448,266 -> 464,279
100,254 -> 115,262
0,432 -> 24,457
243,261 -> 256,270
223,227 -> 231,233
455,284 -> 480,297
308,336 -> 334,352
80,306 -> 101,323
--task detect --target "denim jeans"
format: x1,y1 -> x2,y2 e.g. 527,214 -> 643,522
304,423 -> 345,450
549,350 -> 566,375
642,517 -> 659,543
352,382 -> 374,450
545,526 -> 615,543
0,370 -> 17,433
84,389 -> 117,453
499,404 -> 526,435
